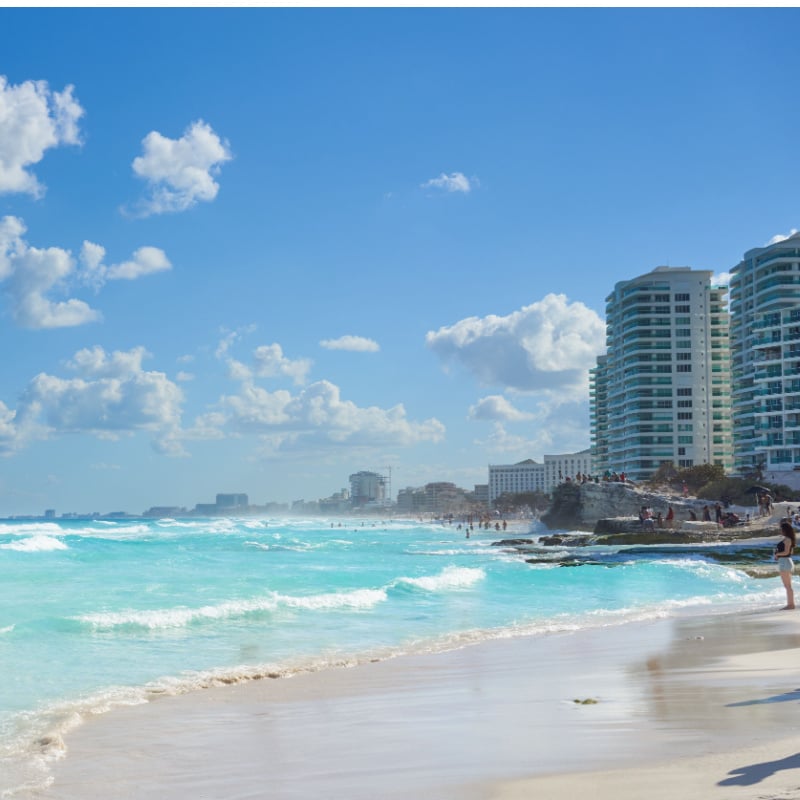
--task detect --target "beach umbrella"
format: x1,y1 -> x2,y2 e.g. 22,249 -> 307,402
747,485 -> 771,494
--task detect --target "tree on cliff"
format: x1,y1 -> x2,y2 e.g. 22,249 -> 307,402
648,463 -> 724,494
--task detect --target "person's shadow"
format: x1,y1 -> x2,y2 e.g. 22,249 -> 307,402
726,689 -> 800,708
719,753 -> 800,786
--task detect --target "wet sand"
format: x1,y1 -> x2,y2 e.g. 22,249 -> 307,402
40,608 -> 800,800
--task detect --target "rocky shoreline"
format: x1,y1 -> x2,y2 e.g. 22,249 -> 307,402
492,480 -> 790,576
538,479 -> 781,539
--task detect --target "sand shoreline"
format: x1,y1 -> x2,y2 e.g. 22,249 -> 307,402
29,604 -> 800,799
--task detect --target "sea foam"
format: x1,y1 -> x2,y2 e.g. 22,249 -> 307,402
0,535 -> 68,552
393,565 -> 485,591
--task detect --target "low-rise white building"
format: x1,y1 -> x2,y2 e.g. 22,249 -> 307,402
488,450 -> 593,504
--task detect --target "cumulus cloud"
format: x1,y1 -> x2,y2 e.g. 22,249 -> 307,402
219,379 -> 445,456
0,216 -> 169,328
426,293 -> 606,399
252,344 -> 312,385
320,335 -> 380,352
0,76 -> 84,197
216,334 -> 312,386
1,216 -> 99,329
0,346 -> 185,456
130,120 -> 232,216
79,241 -> 171,287
468,395 -> 535,422
421,171 -> 473,194
768,229 -> 799,245
200,331 -> 445,456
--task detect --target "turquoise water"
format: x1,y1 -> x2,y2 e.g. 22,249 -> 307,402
0,515 -> 780,795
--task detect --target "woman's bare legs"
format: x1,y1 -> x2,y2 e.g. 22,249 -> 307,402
780,570 -> 795,609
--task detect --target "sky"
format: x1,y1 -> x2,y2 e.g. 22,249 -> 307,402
0,7 -> 799,516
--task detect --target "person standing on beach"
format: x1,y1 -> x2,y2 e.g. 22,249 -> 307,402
774,520 -> 796,610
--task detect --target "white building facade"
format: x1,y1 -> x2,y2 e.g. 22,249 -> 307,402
488,450 -> 593,504
591,266 -> 732,481
730,233 -> 800,489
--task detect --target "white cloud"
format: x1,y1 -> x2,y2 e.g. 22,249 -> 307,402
0,76 -> 84,197
2,218 -> 100,329
79,241 -> 171,286
473,416 -> 590,462
193,332 -> 445,458
0,217 -> 170,328
0,346 -> 186,456
252,344 -> 312,385
131,120 -> 232,216
711,271 -> 732,287
468,395 -> 535,422
320,335 -> 380,352
426,293 -> 606,399
220,379 -> 445,455
768,229 -> 799,245
421,171 -> 473,194
217,336 -> 312,386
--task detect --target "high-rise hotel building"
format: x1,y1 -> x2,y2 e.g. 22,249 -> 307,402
729,233 -> 800,489
591,267 -> 732,481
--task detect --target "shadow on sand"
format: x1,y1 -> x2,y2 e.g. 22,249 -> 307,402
718,752 -> 800,787
726,688 -> 800,708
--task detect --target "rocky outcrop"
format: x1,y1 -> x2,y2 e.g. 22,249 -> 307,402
541,480 -> 692,531
540,480 -> 777,538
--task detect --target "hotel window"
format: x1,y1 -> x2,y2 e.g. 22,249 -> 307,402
676,364 -> 692,372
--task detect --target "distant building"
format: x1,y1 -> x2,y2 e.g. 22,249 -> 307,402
397,482 -> 470,515
193,493 -> 249,516
143,506 -> 185,518
396,486 -> 428,514
349,471 -> 387,507
216,493 -> 249,510
488,450 -> 593,504
318,488 -> 351,514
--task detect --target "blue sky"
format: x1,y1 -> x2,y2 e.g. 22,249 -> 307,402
1,8 -> 799,515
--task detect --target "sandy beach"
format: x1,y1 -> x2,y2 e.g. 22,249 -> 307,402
35,605 -> 800,800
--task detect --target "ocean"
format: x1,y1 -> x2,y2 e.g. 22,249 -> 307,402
0,514 -> 782,796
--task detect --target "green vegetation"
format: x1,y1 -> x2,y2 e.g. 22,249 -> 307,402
647,463 -> 797,504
